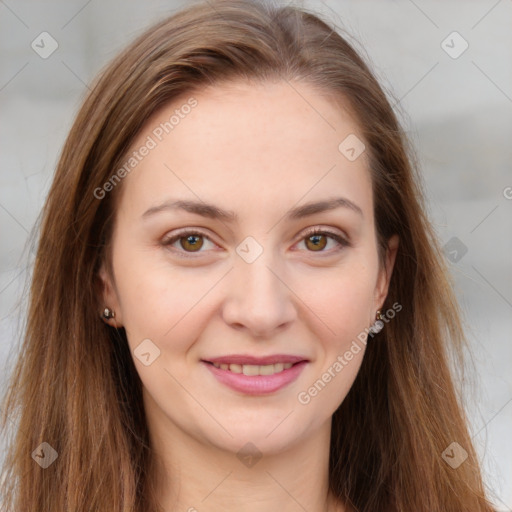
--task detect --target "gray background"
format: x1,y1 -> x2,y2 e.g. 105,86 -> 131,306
0,0 -> 511,509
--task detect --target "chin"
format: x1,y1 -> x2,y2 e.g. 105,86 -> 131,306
200,414 -> 312,457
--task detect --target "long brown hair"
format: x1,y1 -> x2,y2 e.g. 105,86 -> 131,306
0,1 -> 496,510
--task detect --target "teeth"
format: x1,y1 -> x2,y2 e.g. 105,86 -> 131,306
259,364 -> 275,375
230,364 -> 242,374
242,365 -> 259,376
211,361 -> 294,375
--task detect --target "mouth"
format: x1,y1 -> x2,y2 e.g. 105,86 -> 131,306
204,360 -> 301,376
201,355 -> 309,395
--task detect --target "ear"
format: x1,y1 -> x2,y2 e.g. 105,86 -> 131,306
97,263 -> 123,327
374,234 -> 399,311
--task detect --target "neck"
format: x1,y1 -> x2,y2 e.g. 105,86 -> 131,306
147,413 -> 345,512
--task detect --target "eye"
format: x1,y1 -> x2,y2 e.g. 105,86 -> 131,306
162,227 -> 350,259
296,228 -> 349,253
161,229 -> 217,257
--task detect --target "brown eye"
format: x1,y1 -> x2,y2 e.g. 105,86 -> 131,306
305,233 -> 328,251
179,234 -> 204,252
162,230 -> 215,256
297,229 -> 349,254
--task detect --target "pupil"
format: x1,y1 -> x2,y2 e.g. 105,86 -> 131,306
308,234 -> 326,251
182,235 -> 203,251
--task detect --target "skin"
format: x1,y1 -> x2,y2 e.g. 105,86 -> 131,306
99,79 -> 398,512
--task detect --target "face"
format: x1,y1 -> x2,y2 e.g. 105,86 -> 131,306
99,79 -> 398,456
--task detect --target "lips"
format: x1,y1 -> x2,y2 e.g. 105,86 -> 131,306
201,354 -> 309,395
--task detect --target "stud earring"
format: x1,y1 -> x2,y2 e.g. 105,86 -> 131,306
370,309 -> 385,334
102,307 -> 115,320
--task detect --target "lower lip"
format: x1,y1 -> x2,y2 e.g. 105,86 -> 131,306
203,361 -> 308,395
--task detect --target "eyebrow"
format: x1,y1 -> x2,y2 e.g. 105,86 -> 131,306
142,196 -> 363,221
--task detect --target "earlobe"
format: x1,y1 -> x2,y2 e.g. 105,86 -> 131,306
97,264 -> 122,327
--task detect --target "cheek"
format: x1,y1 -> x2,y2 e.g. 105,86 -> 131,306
294,258 -> 377,346
113,244 -> 215,358
294,263 -> 373,415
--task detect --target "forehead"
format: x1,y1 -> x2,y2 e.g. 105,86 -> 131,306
116,79 -> 372,221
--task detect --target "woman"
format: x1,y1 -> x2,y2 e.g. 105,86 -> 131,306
0,0 -> 497,510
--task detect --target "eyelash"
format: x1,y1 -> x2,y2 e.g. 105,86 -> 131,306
161,227 -> 350,259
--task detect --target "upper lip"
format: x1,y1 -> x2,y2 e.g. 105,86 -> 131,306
203,354 -> 308,365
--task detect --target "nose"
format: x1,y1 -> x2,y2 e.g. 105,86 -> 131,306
221,250 -> 297,338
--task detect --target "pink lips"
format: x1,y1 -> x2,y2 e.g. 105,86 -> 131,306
202,354 -> 308,395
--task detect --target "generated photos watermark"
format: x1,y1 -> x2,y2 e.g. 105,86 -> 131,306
297,302 -> 402,405
93,97 -> 198,199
